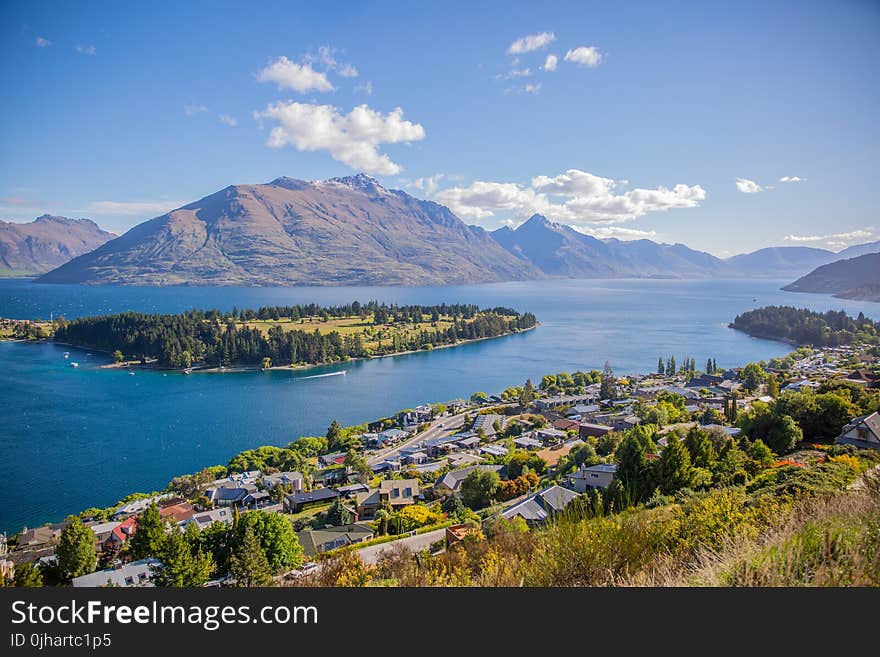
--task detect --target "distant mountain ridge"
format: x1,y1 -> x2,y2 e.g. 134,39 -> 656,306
32,178 -> 880,286
0,215 -> 116,276
782,253 -> 880,302
38,175 -> 541,286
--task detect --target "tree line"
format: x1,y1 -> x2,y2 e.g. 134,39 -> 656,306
731,306 -> 879,347
53,303 -> 537,368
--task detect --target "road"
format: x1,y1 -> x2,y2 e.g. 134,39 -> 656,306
366,411 -> 467,466
356,528 -> 448,565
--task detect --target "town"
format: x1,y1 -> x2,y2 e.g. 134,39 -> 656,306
2,334 -> 879,587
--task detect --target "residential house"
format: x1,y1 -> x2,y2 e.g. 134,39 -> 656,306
318,452 -> 348,468
567,464 -> 618,493
479,444 -> 508,458
183,507 -> 233,531
86,521 -> 121,549
536,439 -> 584,473
243,491 -> 272,508
447,452 -> 484,469
535,427 -> 567,444
206,485 -> 253,507
434,465 -> 505,497
836,412 -> 880,449
424,434 -> 464,457
379,479 -> 420,509
158,502 -> 195,524
379,428 -> 410,445
403,451 -> 428,465
17,522 -> 67,550
296,524 -> 375,557
782,379 -> 820,392
578,422 -> 614,439
553,418 -> 581,431
513,436 -> 543,450
72,558 -> 161,588
501,486 -> 580,527
111,494 -> 173,519
473,414 -> 503,438
613,415 -> 641,432
261,471 -> 304,493
336,482 -> 370,498
535,393 -> 598,411
284,488 -> 340,513
456,436 -> 482,450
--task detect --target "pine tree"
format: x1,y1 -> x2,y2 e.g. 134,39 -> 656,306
230,525 -> 273,587
658,357 -> 665,375
599,361 -> 617,400
326,419 -> 342,451
713,358 -> 717,373
56,518 -> 97,580
129,504 -> 166,560
706,358 -> 713,374
656,434 -> 694,495
520,378 -> 535,407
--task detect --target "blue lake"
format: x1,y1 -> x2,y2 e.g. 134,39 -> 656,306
1,277 -> 877,534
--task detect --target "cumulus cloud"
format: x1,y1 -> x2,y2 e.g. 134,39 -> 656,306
735,178 -> 763,193
564,46 -> 603,67
184,103 -> 209,116
218,114 -> 237,127
435,168 -> 705,226
543,54 -> 558,71
784,229 -> 873,246
87,200 -> 185,216
354,81 -> 373,95
256,56 -> 334,93
507,32 -> 556,55
76,44 -> 96,55
253,101 -> 425,175
779,176 -> 804,183
35,36 -> 51,47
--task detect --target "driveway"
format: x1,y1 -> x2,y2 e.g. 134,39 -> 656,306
357,528 -> 447,565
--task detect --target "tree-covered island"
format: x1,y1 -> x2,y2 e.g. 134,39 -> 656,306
47,302 -> 538,370
731,305 -> 879,347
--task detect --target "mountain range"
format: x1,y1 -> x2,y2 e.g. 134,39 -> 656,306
782,253 -> 880,302
2,175 -> 876,286
0,215 -> 116,276
39,175 -> 539,286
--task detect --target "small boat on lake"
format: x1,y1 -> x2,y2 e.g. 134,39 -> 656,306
70,362 -> 79,368
63,352 -> 70,359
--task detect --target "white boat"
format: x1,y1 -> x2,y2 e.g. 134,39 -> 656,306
129,371 -> 135,376
70,362 -> 79,368
63,352 -> 70,359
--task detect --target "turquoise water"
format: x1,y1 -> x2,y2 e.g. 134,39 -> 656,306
1,278 -> 877,534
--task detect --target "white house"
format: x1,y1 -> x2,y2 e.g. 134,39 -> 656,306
836,412 -> 880,449
72,558 -> 161,588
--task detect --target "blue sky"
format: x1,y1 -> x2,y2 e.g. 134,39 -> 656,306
1,0 -> 878,256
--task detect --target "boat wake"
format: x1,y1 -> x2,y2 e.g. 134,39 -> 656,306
295,371 -> 347,381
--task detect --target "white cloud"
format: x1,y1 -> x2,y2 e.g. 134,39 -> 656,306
507,32 -> 556,55
76,44 -> 96,55
542,54 -> 558,71
354,81 -> 373,95
574,225 -> 658,240
87,200 -> 185,216
184,103 -> 209,116
523,83 -> 542,94
435,168 -> 705,226
564,46 -> 603,67
256,56 -> 334,93
403,174 -> 447,197
735,177 -> 763,193
308,45 -> 359,77
338,64 -> 359,78
784,229 -> 873,246
35,36 -> 51,47
779,176 -> 804,183
253,101 -> 425,175
218,114 -> 237,127
496,68 -> 532,79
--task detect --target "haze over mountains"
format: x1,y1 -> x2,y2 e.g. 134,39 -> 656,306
783,253 -> 880,302
6,175 -> 877,286
0,215 -> 116,276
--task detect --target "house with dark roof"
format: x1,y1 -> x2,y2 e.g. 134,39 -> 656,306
501,486 -> 580,527
296,524 -> 375,557
836,412 -> 880,449
284,488 -> 340,513
206,486 -> 252,507
434,465 -> 505,497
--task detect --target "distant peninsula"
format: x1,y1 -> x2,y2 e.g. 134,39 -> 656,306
783,253 -> 880,303
730,305 -> 880,347
50,302 -> 538,370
